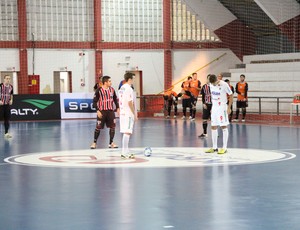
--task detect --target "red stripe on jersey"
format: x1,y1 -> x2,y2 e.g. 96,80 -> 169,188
97,87 -> 115,111
0,84 -> 13,105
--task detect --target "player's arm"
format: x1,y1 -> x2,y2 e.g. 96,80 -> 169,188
196,80 -> 201,91
93,88 -> 102,118
113,90 -> 119,109
227,94 -> 233,114
93,88 -> 100,110
245,83 -> 248,98
236,83 -> 240,95
9,95 -> 13,105
128,100 -> 135,115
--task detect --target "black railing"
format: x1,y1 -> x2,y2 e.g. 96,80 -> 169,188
138,96 -> 298,116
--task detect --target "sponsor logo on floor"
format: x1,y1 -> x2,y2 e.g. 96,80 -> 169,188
4,147 -> 296,168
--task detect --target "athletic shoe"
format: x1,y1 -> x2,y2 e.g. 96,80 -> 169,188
166,115 -> 170,119
128,154 -> 135,159
181,116 -> 186,120
218,148 -> 227,154
109,142 -> 118,148
90,142 -> 96,149
198,133 -> 208,138
4,133 -> 12,138
191,118 -> 195,122
189,116 -> 192,120
232,119 -> 238,122
242,119 -> 245,122
121,154 -> 135,159
205,148 -> 218,153
173,115 -> 177,119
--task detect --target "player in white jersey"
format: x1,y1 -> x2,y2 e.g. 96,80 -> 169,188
118,72 -> 137,159
205,74 -> 233,154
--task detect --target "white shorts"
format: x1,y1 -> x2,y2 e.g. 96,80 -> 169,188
120,115 -> 135,134
211,104 -> 229,126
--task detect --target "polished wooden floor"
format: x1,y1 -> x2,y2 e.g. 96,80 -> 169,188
0,118 -> 300,230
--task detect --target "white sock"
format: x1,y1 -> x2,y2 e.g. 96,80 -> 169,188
222,128 -> 229,149
122,134 -> 130,155
212,129 -> 218,149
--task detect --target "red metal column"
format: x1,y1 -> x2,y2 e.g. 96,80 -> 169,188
94,0 -> 103,82
163,0 -> 172,90
17,0 -> 28,94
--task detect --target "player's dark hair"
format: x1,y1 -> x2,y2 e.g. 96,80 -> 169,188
208,74 -> 217,83
102,75 -> 111,84
124,72 -> 135,82
188,76 -> 192,80
240,74 -> 245,78
224,79 -> 229,83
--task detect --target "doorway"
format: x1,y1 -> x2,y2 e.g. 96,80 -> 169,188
126,70 -> 143,111
53,71 -> 72,93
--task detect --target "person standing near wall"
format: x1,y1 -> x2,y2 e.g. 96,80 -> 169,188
163,86 -> 178,119
0,75 -> 13,138
189,73 -> 201,121
205,74 -> 233,154
233,74 -> 248,122
118,72 -> 137,159
198,75 -> 212,138
180,76 -> 193,120
90,76 -> 119,149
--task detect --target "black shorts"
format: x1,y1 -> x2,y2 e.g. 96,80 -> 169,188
182,98 -> 192,108
236,101 -> 248,108
97,110 -> 116,129
202,104 -> 212,120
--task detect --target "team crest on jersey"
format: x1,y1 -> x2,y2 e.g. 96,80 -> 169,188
4,147 -> 295,168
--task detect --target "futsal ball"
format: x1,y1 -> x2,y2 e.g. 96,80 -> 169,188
144,147 -> 152,157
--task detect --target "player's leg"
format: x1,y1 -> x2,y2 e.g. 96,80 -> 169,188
191,97 -> 197,120
218,105 -> 230,154
120,115 -> 134,159
90,113 -> 105,149
218,125 -> 229,154
107,110 -> 118,148
173,100 -> 178,118
199,105 -> 210,138
188,98 -> 193,119
166,100 -> 172,118
182,99 -> 187,119
3,105 -> 12,137
234,101 -> 240,121
205,106 -> 218,153
242,104 -> 247,121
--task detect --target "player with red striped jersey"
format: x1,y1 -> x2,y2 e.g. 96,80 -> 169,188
0,75 -> 13,138
90,76 -> 119,149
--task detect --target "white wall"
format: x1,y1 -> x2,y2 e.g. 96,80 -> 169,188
0,48 -> 241,95
0,49 -> 19,71
102,51 -> 164,95
173,49 -> 240,93
27,49 -> 95,93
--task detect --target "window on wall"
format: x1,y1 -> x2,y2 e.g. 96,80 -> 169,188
101,0 -> 163,42
0,0 -> 18,41
172,0 -> 219,42
26,0 -> 94,41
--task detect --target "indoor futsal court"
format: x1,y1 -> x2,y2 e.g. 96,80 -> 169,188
1,0 -> 300,230
0,118 -> 300,230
